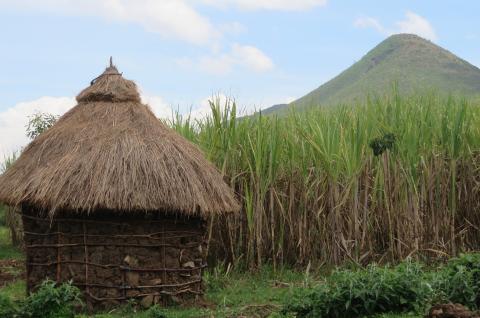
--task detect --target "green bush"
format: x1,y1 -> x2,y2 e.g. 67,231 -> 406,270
283,261 -> 433,318
20,280 -> 83,318
283,254 -> 480,318
432,253 -> 480,309
0,294 -> 19,318
147,305 -> 169,318
0,280 -> 83,318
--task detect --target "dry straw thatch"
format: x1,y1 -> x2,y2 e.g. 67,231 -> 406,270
0,62 -> 240,217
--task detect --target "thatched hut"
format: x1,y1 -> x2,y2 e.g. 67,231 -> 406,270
0,61 -> 239,309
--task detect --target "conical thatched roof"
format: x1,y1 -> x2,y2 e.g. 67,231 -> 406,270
0,62 -> 240,217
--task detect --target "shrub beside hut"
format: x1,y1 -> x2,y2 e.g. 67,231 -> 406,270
0,61 -> 239,309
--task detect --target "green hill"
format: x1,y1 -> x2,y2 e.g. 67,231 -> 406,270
264,34 -> 480,113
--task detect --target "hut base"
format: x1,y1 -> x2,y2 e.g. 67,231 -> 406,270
22,208 -> 206,310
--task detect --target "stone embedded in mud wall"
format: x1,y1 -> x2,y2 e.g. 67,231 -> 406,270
141,295 -> 154,308
182,261 -> 195,268
126,271 -> 140,287
124,255 -> 139,267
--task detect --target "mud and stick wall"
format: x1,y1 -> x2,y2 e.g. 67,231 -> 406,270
22,209 -> 206,309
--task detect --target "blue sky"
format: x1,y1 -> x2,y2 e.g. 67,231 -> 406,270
0,0 -> 479,157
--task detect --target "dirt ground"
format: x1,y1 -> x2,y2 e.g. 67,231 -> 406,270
427,303 -> 480,318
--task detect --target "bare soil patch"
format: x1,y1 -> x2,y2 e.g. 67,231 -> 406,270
427,303 -> 480,318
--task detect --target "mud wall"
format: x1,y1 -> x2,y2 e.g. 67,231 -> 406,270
22,208 -> 206,309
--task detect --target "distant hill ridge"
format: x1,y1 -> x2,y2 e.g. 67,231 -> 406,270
263,34 -> 480,114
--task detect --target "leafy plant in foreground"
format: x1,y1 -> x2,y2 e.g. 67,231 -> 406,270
283,261 -> 432,318
18,280 -> 83,318
0,280 -> 82,318
432,253 -> 480,309
283,254 -> 480,317
0,294 -> 19,318
147,305 -> 169,318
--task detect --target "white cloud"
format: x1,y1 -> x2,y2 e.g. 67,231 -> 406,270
0,96 -> 75,160
198,55 -> 235,75
231,44 -> 274,72
189,94 -> 256,120
191,95 -> 230,120
141,95 -> 174,119
219,21 -> 247,35
354,11 -> 437,42
182,43 -> 274,75
354,17 -> 387,34
198,0 -> 327,11
0,0 -> 219,45
395,11 -> 437,41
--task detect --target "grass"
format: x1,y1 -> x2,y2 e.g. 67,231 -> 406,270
0,226 -> 23,260
376,315 -> 420,318
0,263 -> 305,317
170,92 -> 480,268
0,207 -> 5,226
79,267 -> 309,317
0,273 -> 421,318
0,280 -> 25,301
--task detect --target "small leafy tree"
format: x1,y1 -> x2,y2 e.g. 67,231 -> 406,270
2,112 -> 58,246
25,112 -> 58,140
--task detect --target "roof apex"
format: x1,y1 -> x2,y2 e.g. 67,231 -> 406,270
76,60 -> 140,103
